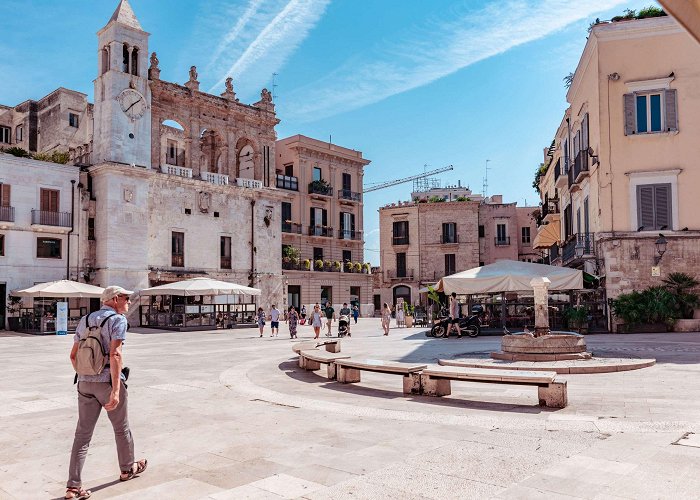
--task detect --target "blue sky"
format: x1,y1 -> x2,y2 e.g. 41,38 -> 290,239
0,0 -> 662,264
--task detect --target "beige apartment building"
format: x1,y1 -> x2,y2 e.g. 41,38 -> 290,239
377,186 -> 538,308
276,135 -> 373,315
534,15 -> 700,303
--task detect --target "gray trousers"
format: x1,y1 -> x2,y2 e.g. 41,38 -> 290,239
67,381 -> 134,487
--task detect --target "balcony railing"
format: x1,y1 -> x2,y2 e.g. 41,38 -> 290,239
553,159 -> 561,182
276,174 -> 298,191
387,269 -> 414,280
0,205 -> 15,222
161,164 -> 193,178
171,254 -> 184,267
568,150 -> 589,189
562,232 -> 595,264
236,178 -> 263,189
282,222 -> 303,234
220,256 -> 232,269
31,210 -> 71,227
308,225 -> 333,237
392,236 -> 409,245
308,181 -> 333,196
203,172 -> 229,185
338,189 -> 362,202
494,236 -> 511,246
441,234 -> 459,244
549,242 -> 561,263
338,229 -> 362,240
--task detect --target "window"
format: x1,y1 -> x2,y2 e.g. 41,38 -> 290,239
172,231 -> 184,267
88,218 -> 95,241
392,221 -> 409,245
479,261 -> 485,267
284,163 -> 294,177
167,140 -> 177,164
496,224 -> 507,244
1,184 -> 11,207
220,236 -> 232,269
343,250 -> 352,263
69,113 -> 79,128
396,252 -> 407,277
15,125 -> 23,142
563,139 -> 569,172
0,126 -> 10,144
320,286 -> 332,309
521,227 -> 531,244
340,212 -> 355,239
122,43 -> 130,73
342,173 -> 351,192
40,188 -> 59,212
310,207 -> 328,235
0,234 -> 4,256
442,222 -> 457,243
563,204 -> 573,239
131,47 -> 139,76
478,225 -> 485,238
313,166 -> 322,182
281,202 -> 292,232
624,89 -> 677,135
445,254 -> 456,275
313,247 -> 323,262
637,184 -> 672,231
37,238 -> 61,259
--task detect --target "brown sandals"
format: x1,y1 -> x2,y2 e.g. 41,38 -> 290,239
119,459 -> 148,481
65,487 -> 91,499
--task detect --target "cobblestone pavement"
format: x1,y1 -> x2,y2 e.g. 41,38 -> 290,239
1,321 -> 700,499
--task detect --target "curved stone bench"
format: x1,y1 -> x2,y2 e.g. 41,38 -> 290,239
298,350 -> 351,379
334,359 -> 427,395
292,340 -> 341,355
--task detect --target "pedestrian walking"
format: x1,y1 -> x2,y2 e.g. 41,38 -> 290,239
339,302 -> 352,336
311,304 -> 323,339
269,305 -> 280,337
324,303 -> 336,337
257,307 -> 266,337
65,286 -> 147,500
381,302 -> 392,336
287,306 -> 299,339
300,305 -> 307,324
352,304 -> 359,324
445,292 -> 462,339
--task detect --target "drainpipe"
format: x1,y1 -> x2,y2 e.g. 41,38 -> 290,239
67,180 -> 76,280
250,199 -> 256,288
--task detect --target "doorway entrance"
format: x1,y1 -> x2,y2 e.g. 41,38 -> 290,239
288,285 -> 300,311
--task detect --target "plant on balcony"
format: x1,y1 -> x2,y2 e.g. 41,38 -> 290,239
662,272 -> 700,319
354,262 -> 362,272
1,146 -> 31,158
32,150 -> 70,164
363,263 -> 371,274
315,259 -> 324,270
455,196 -> 471,202
344,261 -> 353,273
562,306 -> 589,334
282,245 -> 301,264
303,259 -> 311,270
332,260 -> 341,271
427,196 -> 445,203
532,162 -> 548,195
310,179 -> 330,192
324,260 -> 333,271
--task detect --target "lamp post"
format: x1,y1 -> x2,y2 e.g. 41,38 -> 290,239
575,241 -> 585,259
654,235 -> 667,265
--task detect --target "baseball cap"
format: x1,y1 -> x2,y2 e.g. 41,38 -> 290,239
102,285 -> 134,303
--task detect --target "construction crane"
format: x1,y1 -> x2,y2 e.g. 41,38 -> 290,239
363,165 -> 454,193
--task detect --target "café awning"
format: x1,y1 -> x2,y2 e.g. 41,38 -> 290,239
532,219 -> 561,249
139,277 -> 261,296
12,280 -> 105,298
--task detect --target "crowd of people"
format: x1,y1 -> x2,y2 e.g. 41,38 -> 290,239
255,303 -> 361,339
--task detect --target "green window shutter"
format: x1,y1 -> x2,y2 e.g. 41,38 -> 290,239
665,89 -> 678,131
623,93 -> 636,135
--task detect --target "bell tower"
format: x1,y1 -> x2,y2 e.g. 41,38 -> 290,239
93,0 -> 151,167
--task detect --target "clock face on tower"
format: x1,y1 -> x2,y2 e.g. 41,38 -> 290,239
116,89 -> 147,121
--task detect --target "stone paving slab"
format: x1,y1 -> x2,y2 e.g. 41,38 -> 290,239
1,322 -> 700,498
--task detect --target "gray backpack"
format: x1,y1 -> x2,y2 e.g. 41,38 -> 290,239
75,313 -> 118,376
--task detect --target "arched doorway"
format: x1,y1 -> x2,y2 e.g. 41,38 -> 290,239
393,285 -> 411,307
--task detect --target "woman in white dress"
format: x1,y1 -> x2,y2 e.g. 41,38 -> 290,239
311,303 -> 323,339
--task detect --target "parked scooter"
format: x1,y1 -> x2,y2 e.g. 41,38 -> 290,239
338,314 -> 350,337
429,305 -> 481,338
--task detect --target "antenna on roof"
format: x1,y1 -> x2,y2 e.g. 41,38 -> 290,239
482,159 -> 491,197
271,73 -> 279,101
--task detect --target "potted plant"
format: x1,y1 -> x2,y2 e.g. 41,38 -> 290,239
611,286 -> 677,333
363,263 -> 371,274
324,259 -> 333,271
315,259 -> 324,270
404,303 -> 415,328
332,260 -> 341,271
7,295 -> 23,331
563,306 -> 589,334
303,259 -> 311,270
344,260 -> 353,273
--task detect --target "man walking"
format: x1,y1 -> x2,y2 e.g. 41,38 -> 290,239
445,292 -> 462,339
65,286 -> 147,499
324,303 -> 336,337
269,305 -> 280,337
339,302 -> 352,336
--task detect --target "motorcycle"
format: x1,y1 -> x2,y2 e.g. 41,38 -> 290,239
338,314 -> 350,337
429,306 -> 481,338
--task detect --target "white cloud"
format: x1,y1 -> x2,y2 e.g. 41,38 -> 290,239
206,0 -> 331,95
283,0 -> 628,122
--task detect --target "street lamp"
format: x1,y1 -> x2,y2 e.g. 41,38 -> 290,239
574,240 -> 585,259
654,235 -> 667,265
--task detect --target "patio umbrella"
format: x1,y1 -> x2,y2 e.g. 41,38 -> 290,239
139,277 -> 261,296
12,280 -> 105,298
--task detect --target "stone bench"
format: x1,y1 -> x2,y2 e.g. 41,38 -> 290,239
334,359 -> 427,395
298,350 -> 351,379
420,366 -> 567,408
291,340 -> 341,355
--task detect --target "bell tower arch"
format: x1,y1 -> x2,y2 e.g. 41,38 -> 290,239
93,0 -> 151,167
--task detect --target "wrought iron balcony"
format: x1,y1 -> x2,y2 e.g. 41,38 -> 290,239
387,268 -> 414,280
553,159 -> 561,182
494,236 -> 511,246
339,229 -> 362,241
308,181 -> 333,196
441,234 -> 459,244
171,254 -> 184,267
562,232 -> 595,265
568,150 -> 589,189
276,174 -> 298,191
338,189 -> 362,202
308,225 -> 333,237
0,205 -> 15,222
220,256 -> 232,269
31,210 -> 71,227
392,236 -> 409,245
282,221 -> 303,234
549,242 -> 561,263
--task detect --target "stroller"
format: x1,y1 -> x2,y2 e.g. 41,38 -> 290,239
338,314 -> 350,337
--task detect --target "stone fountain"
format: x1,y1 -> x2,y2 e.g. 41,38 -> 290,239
492,277 -> 592,361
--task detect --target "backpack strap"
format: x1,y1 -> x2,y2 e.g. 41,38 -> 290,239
100,313 -> 119,328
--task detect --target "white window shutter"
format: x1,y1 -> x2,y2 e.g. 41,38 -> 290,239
664,89 -> 678,131
624,93 -> 635,135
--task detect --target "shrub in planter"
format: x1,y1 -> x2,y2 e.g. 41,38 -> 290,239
314,259 -> 323,270
354,262 -> 362,272
303,259 -> 311,270
662,272 -> 700,319
562,306 -> 589,333
344,261 -> 353,272
332,260 -> 341,271
363,263 -> 371,274
324,260 -> 332,271
611,286 -> 679,331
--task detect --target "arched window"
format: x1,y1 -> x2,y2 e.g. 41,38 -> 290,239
101,46 -> 110,75
393,285 -> 412,306
131,47 -> 139,76
122,43 -> 129,73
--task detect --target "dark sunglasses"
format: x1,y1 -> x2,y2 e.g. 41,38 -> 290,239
118,294 -> 132,303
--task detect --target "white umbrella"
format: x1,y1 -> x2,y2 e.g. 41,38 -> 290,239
139,277 -> 261,296
12,280 -> 105,298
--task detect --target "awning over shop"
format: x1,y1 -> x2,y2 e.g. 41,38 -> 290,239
436,260 -> 583,294
139,277 -> 261,296
532,218 -> 561,249
12,280 -> 105,298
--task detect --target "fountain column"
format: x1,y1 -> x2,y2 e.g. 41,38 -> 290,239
530,277 -> 551,337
